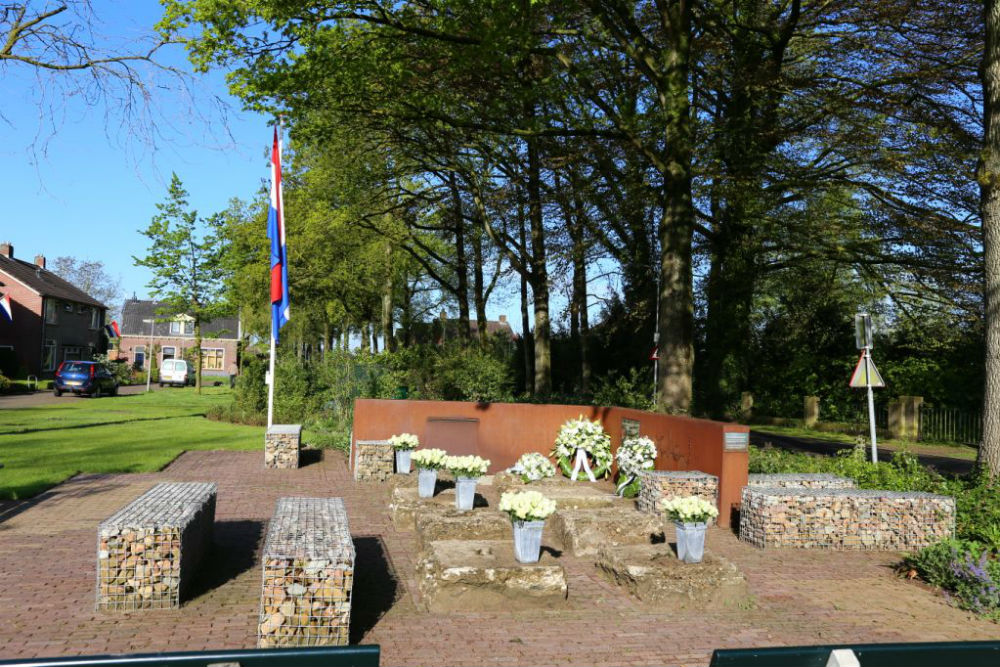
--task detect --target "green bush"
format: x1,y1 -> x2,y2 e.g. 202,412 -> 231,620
234,355 -> 267,417
591,367 -> 654,410
0,373 -> 10,393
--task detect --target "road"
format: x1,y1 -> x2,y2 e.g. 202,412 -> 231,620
750,429 -> 974,476
0,384 -> 154,409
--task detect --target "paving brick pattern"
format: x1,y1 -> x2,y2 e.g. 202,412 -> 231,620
1,450 -> 997,667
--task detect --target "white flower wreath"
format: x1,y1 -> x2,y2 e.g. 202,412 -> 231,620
550,415 -> 612,480
616,436 -> 657,476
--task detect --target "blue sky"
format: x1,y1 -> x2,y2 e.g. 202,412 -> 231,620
1,1 -> 269,307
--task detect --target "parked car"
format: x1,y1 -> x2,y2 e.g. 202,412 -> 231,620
159,359 -> 194,387
53,361 -> 118,397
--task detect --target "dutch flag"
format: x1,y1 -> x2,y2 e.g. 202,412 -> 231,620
105,320 -> 120,339
268,127 -> 290,343
0,294 -> 11,322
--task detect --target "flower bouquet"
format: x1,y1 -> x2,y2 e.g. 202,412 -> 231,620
389,433 -> 420,474
661,495 -> 718,563
615,436 -> 657,497
499,490 -> 558,563
411,448 -> 448,498
444,455 -> 491,511
514,452 -> 557,483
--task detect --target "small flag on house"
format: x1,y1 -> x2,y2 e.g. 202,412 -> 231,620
0,294 -> 11,322
104,320 -> 120,339
268,126 -> 290,342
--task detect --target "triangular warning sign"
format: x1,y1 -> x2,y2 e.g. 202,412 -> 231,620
849,353 -> 885,388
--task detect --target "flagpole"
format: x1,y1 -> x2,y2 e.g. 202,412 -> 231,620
267,332 -> 276,427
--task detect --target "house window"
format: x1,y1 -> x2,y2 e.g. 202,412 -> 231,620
44,299 -> 57,324
185,321 -> 194,334
201,348 -> 224,371
169,319 -> 195,335
90,308 -> 101,330
63,346 -> 82,361
162,346 -> 176,361
133,346 -> 145,370
63,302 -> 72,312
169,321 -> 181,334
42,340 -> 56,371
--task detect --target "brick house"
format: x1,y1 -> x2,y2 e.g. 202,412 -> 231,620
114,299 -> 240,377
0,242 -> 109,378
405,311 -> 516,345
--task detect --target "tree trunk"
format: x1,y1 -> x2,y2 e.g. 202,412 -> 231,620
361,323 -> 371,353
382,245 -> 396,352
194,316 -> 202,394
526,127 -> 551,395
372,322 -> 379,353
448,174 -> 472,342
472,224 -> 487,346
655,0 -> 694,414
519,200 -> 534,395
980,0 -> 1000,477
570,206 -> 591,394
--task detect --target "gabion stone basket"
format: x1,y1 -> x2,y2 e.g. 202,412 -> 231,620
257,497 -> 356,648
96,482 -> 217,611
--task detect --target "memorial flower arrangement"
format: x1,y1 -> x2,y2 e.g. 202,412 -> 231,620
444,455 -> 491,479
411,448 -> 448,470
515,452 -> 557,482
388,433 -> 420,450
550,416 -> 613,479
615,436 -> 657,497
499,490 -> 558,522
660,496 -> 719,525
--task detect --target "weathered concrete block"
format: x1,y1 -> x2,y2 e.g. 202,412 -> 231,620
417,540 -> 567,611
551,508 -> 664,557
415,506 -> 509,548
740,487 -> 955,550
637,471 -> 718,519
258,497 -> 355,648
353,439 -> 394,481
97,482 -> 216,611
747,473 -> 856,490
526,483 -> 623,510
265,424 -> 301,469
389,485 -> 460,531
596,543 -> 748,606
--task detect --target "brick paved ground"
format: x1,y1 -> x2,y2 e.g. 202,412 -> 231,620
1,450 -> 997,666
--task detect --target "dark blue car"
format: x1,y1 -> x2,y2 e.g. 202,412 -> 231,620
53,361 -> 118,397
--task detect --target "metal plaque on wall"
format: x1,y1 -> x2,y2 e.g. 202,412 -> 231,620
724,431 -> 749,451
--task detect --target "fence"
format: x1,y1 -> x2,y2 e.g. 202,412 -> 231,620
919,405 -> 982,446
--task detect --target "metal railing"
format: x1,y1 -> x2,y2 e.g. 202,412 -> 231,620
919,404 -> 981,446
711,640 -> 1000,666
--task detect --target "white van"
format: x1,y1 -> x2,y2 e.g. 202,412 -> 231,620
159,359 -> 194,387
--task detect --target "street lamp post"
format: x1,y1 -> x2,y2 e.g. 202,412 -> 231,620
142,318 -> 154,393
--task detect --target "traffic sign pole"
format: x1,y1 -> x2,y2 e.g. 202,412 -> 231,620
866,349 -> 878,463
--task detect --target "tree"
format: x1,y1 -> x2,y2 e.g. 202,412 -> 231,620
134,173 -> 227,393
50,256 -> 122,317
981,0 -> 1000,477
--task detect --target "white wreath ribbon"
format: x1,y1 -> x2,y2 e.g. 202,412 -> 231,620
571,447 -> 596,482
615,473 -> 636,497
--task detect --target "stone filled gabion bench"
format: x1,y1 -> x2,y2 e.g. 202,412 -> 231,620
637,471 -> 718,517
353,439 -> 394,481
265,424 -> 302,469
97,482 -> 217,611
747,473 -> 855,489
740,487 -> 955,550
258,497 -> 355,648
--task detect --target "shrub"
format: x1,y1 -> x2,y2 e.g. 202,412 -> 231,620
0,373 -> 10,393
591,367 -> 654,411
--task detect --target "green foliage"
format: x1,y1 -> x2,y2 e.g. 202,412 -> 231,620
91,354 -> 133,386
591,367 -> 654,410
0,373 -> 10,393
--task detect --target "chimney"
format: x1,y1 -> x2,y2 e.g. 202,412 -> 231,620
0,242 -> 11,258
34,254 -> 45,269
498,314 -> 507,324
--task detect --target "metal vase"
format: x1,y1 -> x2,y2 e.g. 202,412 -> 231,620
674,520 -> 707,564
395,449 -> 412,474
417,468 -> 437,498
512,520 -> 545,563
455,476 -> 478,511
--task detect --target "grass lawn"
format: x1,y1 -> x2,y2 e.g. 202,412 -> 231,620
750,423 -> 979,461
0,387 -> 262,500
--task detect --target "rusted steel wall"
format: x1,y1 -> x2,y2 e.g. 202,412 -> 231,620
352,399 -> 749,525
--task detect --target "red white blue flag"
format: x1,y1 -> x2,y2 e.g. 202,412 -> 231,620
268,127 -> 290,342
0,294 -> 11,322
104,320 -> 120,339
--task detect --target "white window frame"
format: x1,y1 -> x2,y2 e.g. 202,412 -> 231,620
201,347 -> 224,371
62,346 -> 82,362
169,321 -> 181,334
184,321 -> 194,335
90,308 -> 101,330
133,345 -> 146,370
42,340 -> 57,371
162,346 -> 176,360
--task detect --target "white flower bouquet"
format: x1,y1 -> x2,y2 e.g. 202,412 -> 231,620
616,436 -> 657,476
660,496 -> 719,524
388,433 -> 420,450
444,455 -> 491,479
498,490 -> 557,522
515,452 -> 557,482
411,448 -> 448,470
550,415 -> 613,479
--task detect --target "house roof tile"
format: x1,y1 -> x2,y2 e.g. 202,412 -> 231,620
0,254 -> 106,308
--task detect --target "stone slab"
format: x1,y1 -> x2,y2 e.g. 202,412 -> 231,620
415,506 -> 510,548
417,539 -> 567,612
596,543 -> 748,607
551,508 -> 664,557
748,473 -> 855,489
523,484 -> 624,510
389,485 -> 464,531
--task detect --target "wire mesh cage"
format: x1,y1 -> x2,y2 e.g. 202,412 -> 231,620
96,482 -> 216,612
637,471 -> 718,515
739,487 -> 954,550
258,497 -> 355,648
